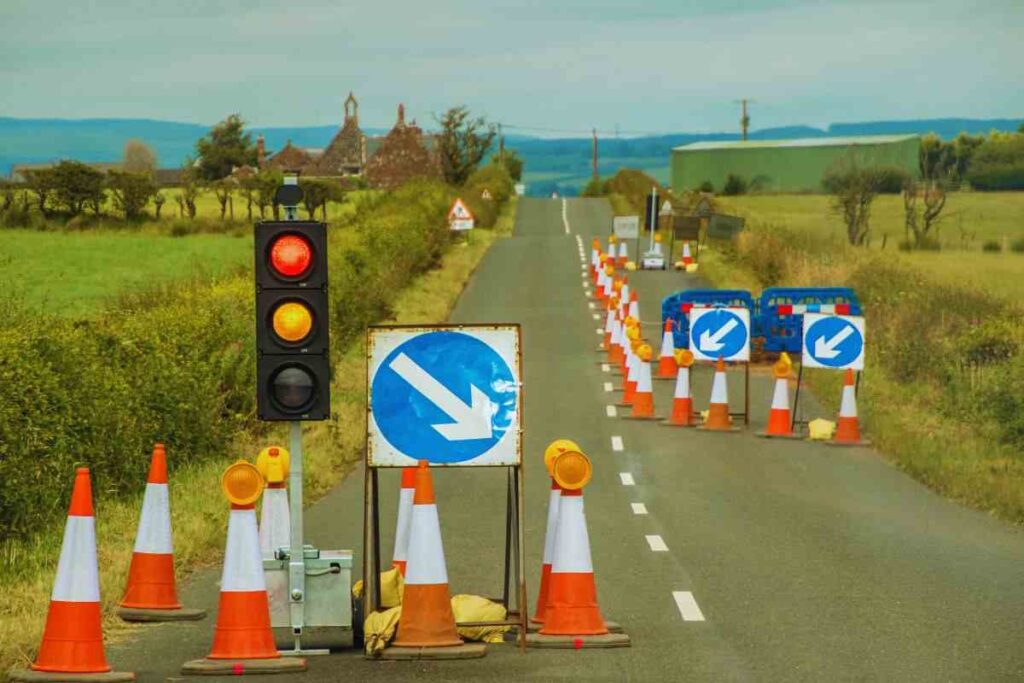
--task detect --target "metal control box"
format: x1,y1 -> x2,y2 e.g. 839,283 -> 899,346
263,547 -> 353,650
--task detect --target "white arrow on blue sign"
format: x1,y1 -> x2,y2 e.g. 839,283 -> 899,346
688,307 -> 750,361
368,325 -> 521,467
802,313 -> 865,370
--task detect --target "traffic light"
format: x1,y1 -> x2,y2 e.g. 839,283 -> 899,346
255,219 -> 330,421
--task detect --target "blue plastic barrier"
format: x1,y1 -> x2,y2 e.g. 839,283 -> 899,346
661,289 -> 756,349
757,287 -> 862,353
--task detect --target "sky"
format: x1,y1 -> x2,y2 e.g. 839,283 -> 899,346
1,0 -> 1022,134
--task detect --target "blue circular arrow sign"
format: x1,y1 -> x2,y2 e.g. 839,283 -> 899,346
371,331 -> 517,463
805,317 -> 863,368
690,309 -> 749,360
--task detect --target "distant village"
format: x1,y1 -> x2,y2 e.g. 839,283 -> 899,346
9,93 -> 441,191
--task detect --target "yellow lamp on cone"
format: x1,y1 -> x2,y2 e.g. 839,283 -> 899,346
551,450 -> 592,491
543,439 -> 581,476
221,461 -> 265,506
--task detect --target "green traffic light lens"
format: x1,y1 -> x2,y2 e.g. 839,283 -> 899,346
270,366 -> 316,411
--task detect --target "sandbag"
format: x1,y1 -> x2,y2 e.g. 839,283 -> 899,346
363,606 -> 402,656
451,594 -> 510,643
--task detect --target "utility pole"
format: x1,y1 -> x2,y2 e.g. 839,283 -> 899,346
735,99 -> 752,141
591,128 -> 598,180
498,123 -> 505,161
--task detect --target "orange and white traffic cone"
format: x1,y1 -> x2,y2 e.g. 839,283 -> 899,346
760,355 -> 799,439
608,312 -> 624,366
602,265 -> 615,300
182,461 -> 306,675
616,241 -> 628,267
256,446 -> 290,561
590,239 -> 601,281
532,439 -> 579,625
595,260 -> 607,301
391,461 -> 474,653
529,450 -> 629,647
619,344 -> 638,406
619,276 -> 630,307
392,467 -> 416,575
682,241 -> 693,266
602,306 -> 616,351
656,320 -> 677,379
664,350 -> 696,427
627,291 -> 640,321
700,358 -> 737,431
119,444 -> 205,622
16,468 -> 135,681
627,344 -> 657,419
831,369 -> 868,446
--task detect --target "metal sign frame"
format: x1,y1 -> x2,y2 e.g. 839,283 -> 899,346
361,323 -> 527,650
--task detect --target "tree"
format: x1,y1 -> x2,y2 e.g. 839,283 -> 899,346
253,169 -> 282,219
107,171 -> 157,220
902,181 -> 946,249
22,168 -> 57,214
966,131 -> 1024,191
153,191 -> 166,219
123,139 -> 157,175
822,159 -> 883,246
722,174 -> 748,196
195,114 -> 257,181
210,179 -> 235,220
299,179 -> 331,220
435,106 -> 496,185
919,133 -> 952,181
49,161 -> 106,216
492,148 -> 523,182
178,159 -> 202,219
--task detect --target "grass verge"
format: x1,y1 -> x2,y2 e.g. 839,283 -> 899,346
0,198 -> 513,678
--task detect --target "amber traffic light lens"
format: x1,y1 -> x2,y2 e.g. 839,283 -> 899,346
269,234 -> 313,278
272,301 -> 314,343
270,366 -> 316,411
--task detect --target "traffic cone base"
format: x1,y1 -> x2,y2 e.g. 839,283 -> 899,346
697,403 -> 741,432
525,631 -> 631,649
378,643 -> 487,660
181,657 -> 307,676
392,584 -> 463,648
10,668 -> 136,682
31,602 -> 108,674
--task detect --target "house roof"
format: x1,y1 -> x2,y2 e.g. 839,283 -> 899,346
673,134 -> 919,152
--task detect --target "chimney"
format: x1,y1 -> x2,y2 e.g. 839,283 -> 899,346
256,134 -> 266,166
397,103 -> 405,127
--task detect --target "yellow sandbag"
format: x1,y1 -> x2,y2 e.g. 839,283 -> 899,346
363,606 -> 402,657
686,263 -> 699,273
808,418 -> 836,440
451,594 -> 510,643
351,567 -> 404,608
625,261 -> 637,271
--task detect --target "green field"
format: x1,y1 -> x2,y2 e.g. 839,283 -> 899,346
0,230 -> 250,316
717,191 -> 1024,300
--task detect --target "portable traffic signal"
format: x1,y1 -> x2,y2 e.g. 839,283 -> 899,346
255,213 -> 330,421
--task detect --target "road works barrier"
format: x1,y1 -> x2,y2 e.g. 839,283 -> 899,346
256,446 -> 291,561
527,448 -> 630,649
759,287 -> 862,353
9,468 -> 136,683
662,289 -> 756,350
181,461 -> 306,676
119,444 -> 206,622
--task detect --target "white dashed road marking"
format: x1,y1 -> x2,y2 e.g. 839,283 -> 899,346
601,363 -> 610,372
588,302 -> 595,309
611,436 -> 624,452
593,313 -> 601,320
619,472 -> 635,486
606,405 -> 617,417
631,503 -> 648,515
672,592 -> 706,622
561,199 -> 570,234
604,382 -> 614,392
646,535 -> 669,552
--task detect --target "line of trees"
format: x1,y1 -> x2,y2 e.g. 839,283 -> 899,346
920,129 -> 1024,190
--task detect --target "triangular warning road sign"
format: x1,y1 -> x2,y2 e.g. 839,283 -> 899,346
448,198 -> 474,221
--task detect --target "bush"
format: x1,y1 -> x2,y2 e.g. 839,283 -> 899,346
875,166 -> 912,194
463,163 -> 513,228
966,132 -> 1024,191
1010,238 -> 1024,253
581,177 -> 608,197
722,174 -> 748,196
982,240 -> 1002,253
698,180 -> 714,193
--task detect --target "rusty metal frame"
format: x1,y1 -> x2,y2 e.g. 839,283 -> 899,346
361,323 -> 528,652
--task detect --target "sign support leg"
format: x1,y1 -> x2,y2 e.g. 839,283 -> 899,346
515,464 -> 527,652
791,363 -> 804,432
744,361 -> 750,426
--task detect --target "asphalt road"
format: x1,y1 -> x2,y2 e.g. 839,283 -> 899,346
110,198 -> 1024,681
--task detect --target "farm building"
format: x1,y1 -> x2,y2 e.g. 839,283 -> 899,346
670,134 -> 920,193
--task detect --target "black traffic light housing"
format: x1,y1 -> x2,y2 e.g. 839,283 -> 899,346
255,220 -> 331,421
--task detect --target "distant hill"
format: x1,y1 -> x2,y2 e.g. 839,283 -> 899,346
1,115 -> 1020,196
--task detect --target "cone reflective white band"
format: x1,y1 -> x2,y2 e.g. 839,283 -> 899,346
132,482 -> 173,554
550,494 -> 593,573
620,284 -> 630,305
628,300 -> 639,320
604,309 -> 615,334
404,504 -> 448,585
636,361 -> 652,393
392,487 -> 414,565
610,316 -> 622,347
542,487 -> 561,564
683,243 -> 692,259
51,516 -> 100,602
660,329 -> 673,357
221,509 -> 265,592
259,487 -> 290,559
652,242 -> 663,256
626,347 -> 637,380
674,366 -> 691,399
710,367 -> 728,403
596,268 -> 606,293
839,384 -> 857,417
618,242 -> 627,261
772,377 -> 789,409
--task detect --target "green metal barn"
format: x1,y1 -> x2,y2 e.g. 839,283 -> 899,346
670,134 -> 920,193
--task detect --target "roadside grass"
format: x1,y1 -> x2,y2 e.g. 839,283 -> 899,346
716,192 -> 1024,301
697,201 -> 1024,528
0,230 -> 250,316
0,198 -> 513,679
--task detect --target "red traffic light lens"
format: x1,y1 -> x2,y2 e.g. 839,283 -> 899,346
269,234 -> 313,278
270,366 -> 316,411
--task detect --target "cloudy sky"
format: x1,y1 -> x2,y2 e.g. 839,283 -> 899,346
1,0 -> 1021,134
